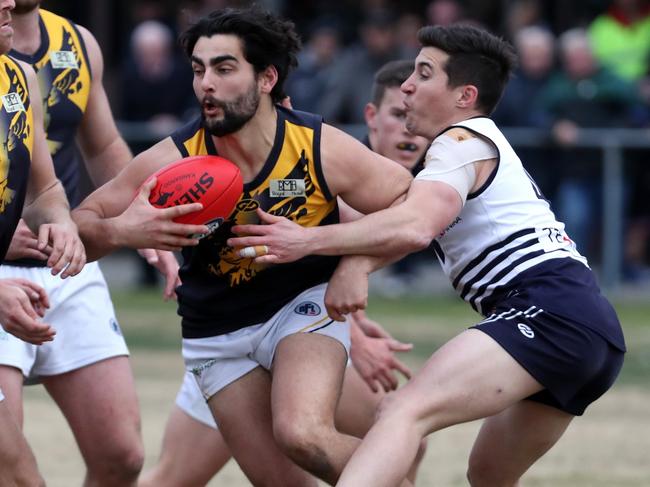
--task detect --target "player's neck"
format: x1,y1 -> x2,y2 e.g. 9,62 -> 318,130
11,8 -> 41,55
211,98 -> 278,182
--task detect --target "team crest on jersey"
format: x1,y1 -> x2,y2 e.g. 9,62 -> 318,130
1,93 -> 25,113
50,50 -> 78,69
294,301 -> 321,316
270,179 -> 306,197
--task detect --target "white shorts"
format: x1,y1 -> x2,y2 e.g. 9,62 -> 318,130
0,262 -> 129,380
183,283 -> 350,401
0,387 -> 4,402
176,371 -> 217,428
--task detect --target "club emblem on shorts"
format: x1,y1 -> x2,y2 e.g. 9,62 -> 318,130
191,359 -> 217,377
110,318 -> 123,336
295,301 -> 321,316
517,323 -> 535,338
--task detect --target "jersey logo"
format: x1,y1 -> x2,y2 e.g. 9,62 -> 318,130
270,179 -> 306,197
236,199 -> 260,212
50,50 -> 79,69
1,93 -> 25,113
295,301 -> 321,316
517,323 -> 535,338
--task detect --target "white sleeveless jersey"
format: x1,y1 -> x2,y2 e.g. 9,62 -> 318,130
429,117 -> 588,314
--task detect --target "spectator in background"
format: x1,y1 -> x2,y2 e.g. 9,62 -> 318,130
319,10 -> 400,125
121,20 -> 196,140
492,25 -> 558,197
426,0 -> 465,26
589,0 -> 650,279
395,13 -> 424,59
502,0 -> 547,41
588,0 -> 650,82
534,28 -> 645,262
285,19 -> 340,114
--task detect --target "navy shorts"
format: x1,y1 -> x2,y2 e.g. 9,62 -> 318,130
471,298 -> 624,416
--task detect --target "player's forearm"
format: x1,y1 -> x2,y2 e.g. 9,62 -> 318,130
22,180 -> 73,231
72,208 -> 123,261
306,205 -> 432,258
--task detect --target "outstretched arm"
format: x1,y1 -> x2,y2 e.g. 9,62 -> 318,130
229,179 -> 461,263
72,137 -> 210,261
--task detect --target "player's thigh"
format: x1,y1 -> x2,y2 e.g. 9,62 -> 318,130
271,332 -> 348,426
0,365 -> 26,423
141,406 -> 230,487
468,400 -> 573,485
383,329 -> 543,435
336,365 -> 383,438
208,366 -> 315,487
42,356 -> 141,456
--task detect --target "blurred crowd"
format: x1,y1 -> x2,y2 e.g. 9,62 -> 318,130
50,0 -> 650,285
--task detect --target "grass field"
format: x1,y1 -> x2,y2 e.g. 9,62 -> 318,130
23,287 -> 650,486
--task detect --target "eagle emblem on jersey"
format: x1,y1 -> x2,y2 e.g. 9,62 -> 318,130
0,65 -> 31,213
203,150 -> 319,286
39,26 -> 85,155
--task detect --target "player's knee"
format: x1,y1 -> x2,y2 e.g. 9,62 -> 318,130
273,416 -> 335,478
89,439 -> 144,482
467,452 -> 514,487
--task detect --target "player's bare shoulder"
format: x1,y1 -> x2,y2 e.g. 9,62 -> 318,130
444,127 -> 476,142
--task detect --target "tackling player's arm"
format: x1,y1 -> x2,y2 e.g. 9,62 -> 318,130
230,128 -> 494,263
19,61 -> 86,278
75,25 -> 133,185
72,137 -> 209,261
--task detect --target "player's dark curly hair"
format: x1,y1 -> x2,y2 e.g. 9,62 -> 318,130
180,6 -> 301,103
418,24 -> 517,114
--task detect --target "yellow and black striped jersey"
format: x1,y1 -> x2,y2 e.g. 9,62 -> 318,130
9,8 -> 91,207
171,106 -> 340,337
0,55 -> 33,261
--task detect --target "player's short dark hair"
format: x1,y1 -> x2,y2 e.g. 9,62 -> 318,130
371,59 -> 414,107
417,24 -> 517,114
180,6 -> 302,103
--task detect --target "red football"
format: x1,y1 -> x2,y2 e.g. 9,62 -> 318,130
146,155 -> 243,226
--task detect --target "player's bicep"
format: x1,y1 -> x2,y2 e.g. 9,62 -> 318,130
320,124 -> 412,214
403,179 -> 464,240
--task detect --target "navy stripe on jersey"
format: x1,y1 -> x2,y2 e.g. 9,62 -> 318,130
452,228 -> 536,288
448,226 -> 587,314
459,235 -> 540,300
308,320 -> 335,333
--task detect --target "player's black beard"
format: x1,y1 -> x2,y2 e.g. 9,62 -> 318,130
13,0 -> 41,14
202,83 -> 260,137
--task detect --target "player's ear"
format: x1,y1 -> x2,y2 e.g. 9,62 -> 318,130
364,102 -> 378,129
456,84 -> 478,108
259,65 -> 278,95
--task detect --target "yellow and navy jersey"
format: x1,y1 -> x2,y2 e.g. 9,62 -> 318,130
0,55 -> 33,261
171,105 -> 340,338
9,8 -> 91,207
